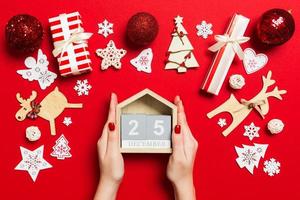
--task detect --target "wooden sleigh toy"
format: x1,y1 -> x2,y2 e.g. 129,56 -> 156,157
15,87 -> 82,135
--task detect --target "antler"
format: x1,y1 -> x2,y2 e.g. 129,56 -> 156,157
266,86 -> 287,100
261,71 -> 276,93
16,93 -> 25,103
28,91 -> 37,102
16,91 -> 37,104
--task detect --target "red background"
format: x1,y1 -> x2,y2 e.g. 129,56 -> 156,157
1,0 -> 299,199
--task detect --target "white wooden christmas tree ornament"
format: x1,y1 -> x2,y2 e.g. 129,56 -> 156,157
51,134 -> 72,160
235,143 -> 268,174
165,15 -> 199,73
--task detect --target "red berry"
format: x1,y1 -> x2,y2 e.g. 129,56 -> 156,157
256,9 -> 295,46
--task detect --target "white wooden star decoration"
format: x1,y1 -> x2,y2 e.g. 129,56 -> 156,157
95,40 -> 127,70
15,145 -> 52,182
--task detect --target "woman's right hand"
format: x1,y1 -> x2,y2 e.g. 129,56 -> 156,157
167,96 -> 198,200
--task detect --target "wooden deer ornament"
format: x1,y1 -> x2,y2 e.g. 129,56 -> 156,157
207,71 -> 287,136
15,87 -> 82,135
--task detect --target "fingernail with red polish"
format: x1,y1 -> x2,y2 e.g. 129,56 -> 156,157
175,125 -> 181,134
108,122 -> 115,131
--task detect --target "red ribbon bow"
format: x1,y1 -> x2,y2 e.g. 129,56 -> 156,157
26,101 -> 41,120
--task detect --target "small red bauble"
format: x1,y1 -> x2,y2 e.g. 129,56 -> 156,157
126,12 -> 159,47
5,14 -> 43,53
256,9 -> 295,46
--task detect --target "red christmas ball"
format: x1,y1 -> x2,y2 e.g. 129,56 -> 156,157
256,9 -> 295,46
126,12 -> 159,46
5,14 -> 43,53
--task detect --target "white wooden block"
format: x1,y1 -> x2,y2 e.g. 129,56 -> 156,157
121,114 -> 146,140
146,115 -> 171,140
121,114 -> 171,149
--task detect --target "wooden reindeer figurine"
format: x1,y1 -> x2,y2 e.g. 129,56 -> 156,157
15,87 -> 82,135
207,71 -> 287,136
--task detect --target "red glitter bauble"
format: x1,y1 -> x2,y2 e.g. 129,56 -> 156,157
256,9 -> 295,46
5,14 -> 43,53
126,12 -> 159,47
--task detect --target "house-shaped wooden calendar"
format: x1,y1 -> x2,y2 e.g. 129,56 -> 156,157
116,89 -> 177,153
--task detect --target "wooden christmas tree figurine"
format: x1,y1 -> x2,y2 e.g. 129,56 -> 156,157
165,15 -> 199,73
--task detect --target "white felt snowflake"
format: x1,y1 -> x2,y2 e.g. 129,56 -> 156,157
264,158 -> 280,176
196,21 -> 213,39
243,122 -> 260,141
74,79 -> 92,96
96,40 -> 127,70
217,118 -> 227,127
63,117 -> 72,126
98,19 -> 113,38
15,145 -> 52,182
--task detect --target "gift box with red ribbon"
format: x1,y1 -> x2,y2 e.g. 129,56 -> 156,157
49,12 -> 93,77
201,13 -> 250,95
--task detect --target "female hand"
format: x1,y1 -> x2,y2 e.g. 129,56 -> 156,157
167,96 -> 198,200
94,93 -> 124,200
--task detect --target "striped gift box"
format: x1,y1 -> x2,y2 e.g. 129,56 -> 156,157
202,14 -> 250,95
49,12 -> 92,77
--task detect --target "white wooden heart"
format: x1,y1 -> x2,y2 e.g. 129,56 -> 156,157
243,48 -> 268,74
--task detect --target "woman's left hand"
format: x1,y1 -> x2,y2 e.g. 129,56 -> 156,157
94,93 -> 124,200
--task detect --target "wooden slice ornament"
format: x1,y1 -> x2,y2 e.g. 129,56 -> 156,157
207,71 -> 287,136
15,87 -> 82,135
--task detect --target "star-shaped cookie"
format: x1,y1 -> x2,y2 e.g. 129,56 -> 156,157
96,40 -> 127,70
15,145 -> 52,182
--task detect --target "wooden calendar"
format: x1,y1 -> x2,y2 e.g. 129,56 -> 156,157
116,89 -> 177,153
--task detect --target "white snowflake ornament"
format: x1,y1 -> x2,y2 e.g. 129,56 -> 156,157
98,19 -> 113,38
15,145 -> 52,182
235,143 -> 268,174
217,118 -> 227,127
51,134 -> 72,160
244,122 -> 260,141
63,117 -> 72,126
74,79 -> 92,96
263,158 -> 280,176
130,48 -> 153,73
96,40 -> 127,70
196,21 -> 213,39
17,49 -> 57,90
